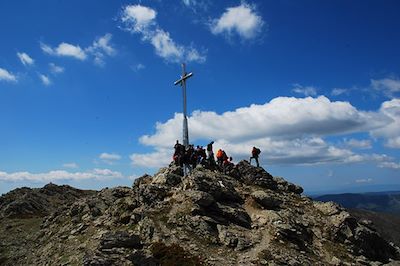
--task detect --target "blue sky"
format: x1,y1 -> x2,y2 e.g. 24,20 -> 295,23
1,0 -> 400,195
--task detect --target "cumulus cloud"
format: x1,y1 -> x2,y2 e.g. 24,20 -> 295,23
63,163 -> 79,169
130,96 -> 400,168
140,96 -> 388,148
0,168 -> 123,182
99,152 -> 122,164
121,4 -> 206,63
292,84 -> 317,97
40,33 -> 116,65
0,67 -> 17,82
210,2 -> 264,40
130,148 -> 171,168
371,98 -> 400,148
17,52 -> 34,66
122,4 -> 157,30
49,63 -> 64,74
38,73 -> 51,86
41,42 -> 87,60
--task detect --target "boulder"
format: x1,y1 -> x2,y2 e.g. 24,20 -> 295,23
251,190 -> 282,210
235,161 -> 278,190
187,169 -> 243,203
99,231 -> 142,250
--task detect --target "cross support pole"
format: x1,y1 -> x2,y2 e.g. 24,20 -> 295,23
174,63 -> 193,149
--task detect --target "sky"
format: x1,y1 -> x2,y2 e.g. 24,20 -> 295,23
1,0 -> 400,195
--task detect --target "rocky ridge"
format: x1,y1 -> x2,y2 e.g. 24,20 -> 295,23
0,161 -> 399,265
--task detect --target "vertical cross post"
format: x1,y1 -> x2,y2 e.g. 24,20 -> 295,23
174,63 -> 193,149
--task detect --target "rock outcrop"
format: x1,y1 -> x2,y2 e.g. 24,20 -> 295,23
0,161 -> 399,265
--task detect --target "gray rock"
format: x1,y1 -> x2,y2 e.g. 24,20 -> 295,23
251,190 -> 282,210
99,231 -> 142,250
235,161 -> 278,190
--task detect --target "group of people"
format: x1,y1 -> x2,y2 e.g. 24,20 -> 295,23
173,140 -> 261,172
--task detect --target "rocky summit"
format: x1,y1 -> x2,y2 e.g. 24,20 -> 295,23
0,161 -> 399,265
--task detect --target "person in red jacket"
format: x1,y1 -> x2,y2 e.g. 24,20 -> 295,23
250,146 -> 261,167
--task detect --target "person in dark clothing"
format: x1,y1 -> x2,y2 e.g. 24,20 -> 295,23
206,141 -> 215,165
250,146 -> 261,167
197,146 -> 206,165
173,140 -> 185,166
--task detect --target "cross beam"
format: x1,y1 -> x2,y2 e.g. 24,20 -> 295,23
174,63 -> 193,149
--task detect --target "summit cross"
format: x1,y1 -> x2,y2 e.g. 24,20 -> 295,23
174,63 -> 193,149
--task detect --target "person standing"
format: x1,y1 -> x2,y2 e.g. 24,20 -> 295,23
206,141 -> 215,165
250,146 -> 261,167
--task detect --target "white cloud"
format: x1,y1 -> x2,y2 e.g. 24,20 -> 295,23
130,148 -> 171,168
17,52 -> 34,66
0,168 -> 123,182
150,29 -> 183,62
186,47 -> 206,63
182,0 -> 209,12
86,33 -> 116,66
91,33 -> 116,56
121,4 -> 206,63
343,138 -> 372,149
331,88 -> 348,96
371,78 -> 400,98
183,0 -> 196,7
63,163 -> 79,169
41,34 -> 116,66
132,63 -> 145,72
41,42 -> 87,60
122,4 -> 157,31
379,161 -> 400,169
371,98 -> 400,148
99,152 -> 122,164
49,63 -> 64,74
0,67 -> 17,82
38,73 -> 51,86
292,84 -> 317,97
355,178 -> 373,183
140,96 -> 388,148
130,96 -> 400,168
210,2 -> 264,40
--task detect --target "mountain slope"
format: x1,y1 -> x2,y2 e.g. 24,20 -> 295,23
0,161 -> 399,265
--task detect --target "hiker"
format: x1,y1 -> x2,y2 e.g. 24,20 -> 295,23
216,149 -> 224,167
223,156 -> 234,174
250,146 -> 261,167
173,140 -> 184,166
188,144 -> 197,169
197,146 -> 207,165
206,141 -> 215,165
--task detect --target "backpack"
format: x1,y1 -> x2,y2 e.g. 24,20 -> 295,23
216,149 -> 223,159
252,147 -> 261,156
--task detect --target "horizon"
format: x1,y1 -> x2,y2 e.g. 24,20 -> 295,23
1,0 -> 400,195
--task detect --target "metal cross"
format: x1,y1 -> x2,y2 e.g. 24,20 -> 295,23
174,63 -> 193,149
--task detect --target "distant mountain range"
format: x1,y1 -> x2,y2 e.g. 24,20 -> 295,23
314,191 -> 400,215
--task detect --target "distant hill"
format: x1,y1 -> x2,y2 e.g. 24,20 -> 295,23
314,191 -> 400,214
